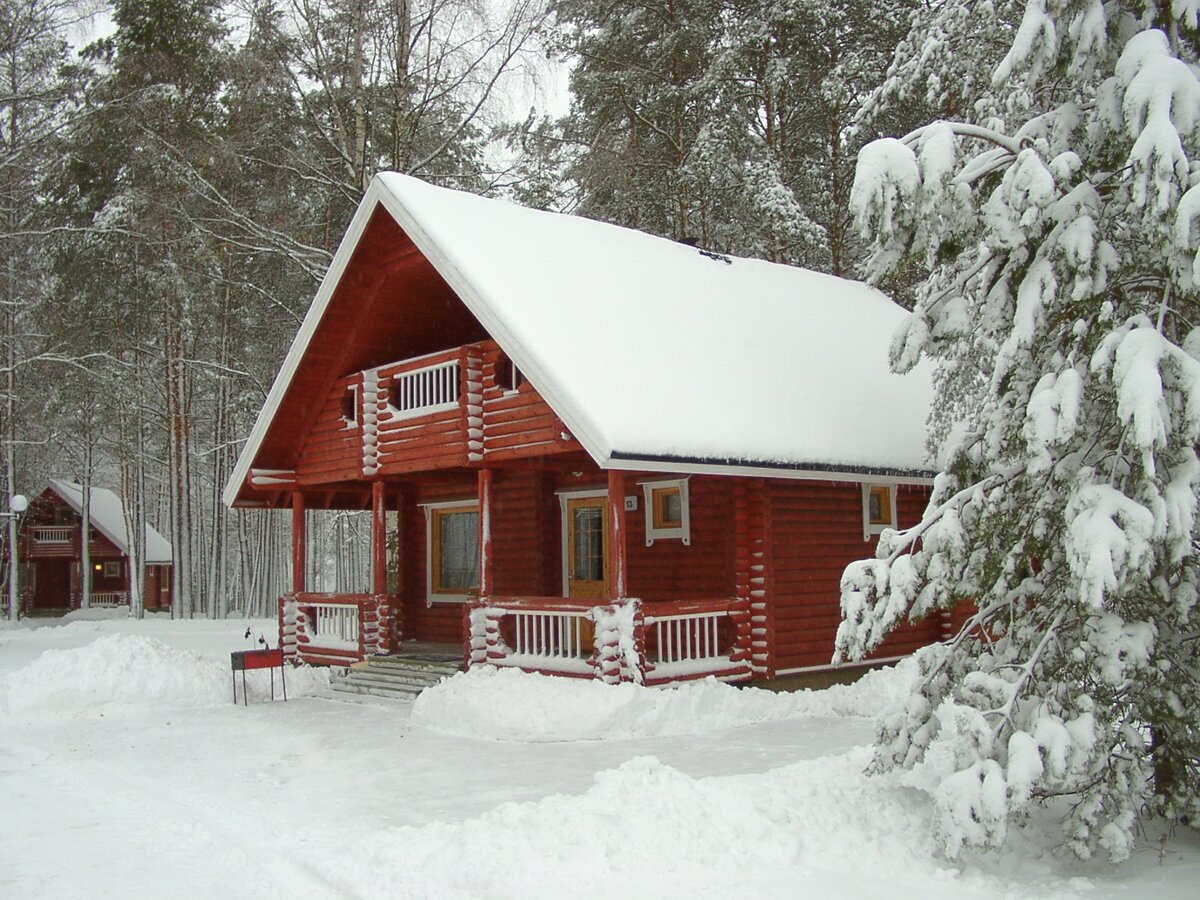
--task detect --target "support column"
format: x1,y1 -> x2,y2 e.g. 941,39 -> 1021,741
478,468 -> 494,598
607,469 -> 627,599
291,491 -> 305,594
372,480 -> 387,596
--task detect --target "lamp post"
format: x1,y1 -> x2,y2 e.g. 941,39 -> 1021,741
2,493 -> 27,621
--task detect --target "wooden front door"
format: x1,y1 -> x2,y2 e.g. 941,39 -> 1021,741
566,496 -> 608,599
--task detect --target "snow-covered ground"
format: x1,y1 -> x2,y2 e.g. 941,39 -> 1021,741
0,616 -> 1196,898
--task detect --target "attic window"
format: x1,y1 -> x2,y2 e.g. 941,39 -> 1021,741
862,484 -> 897,541
341,386 -> 358,424
496,355 -> 524,393
642,478 -> 690,546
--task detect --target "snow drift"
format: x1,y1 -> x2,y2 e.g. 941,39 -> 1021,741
0,633 -> 326,718
410,662 -> 918,742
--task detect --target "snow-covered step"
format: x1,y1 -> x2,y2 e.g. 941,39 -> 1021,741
330,653 -> 462,701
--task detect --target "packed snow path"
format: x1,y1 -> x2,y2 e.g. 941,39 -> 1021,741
1,616 -> 1196,898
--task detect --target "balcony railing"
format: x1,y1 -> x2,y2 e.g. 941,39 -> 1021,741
33,526 -> 72,544
389,357 -> 461,420
311,602 -> 360,649
467,595 -> 751,684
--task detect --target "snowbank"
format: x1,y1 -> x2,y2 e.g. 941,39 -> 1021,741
410,661 -> 918,742
0,633 -> 328,718
320,753 -> 1034,899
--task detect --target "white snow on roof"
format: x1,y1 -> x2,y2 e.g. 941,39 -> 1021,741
375,174 -> 933,474
225,176 -> 933,506
48,481 -> 173,564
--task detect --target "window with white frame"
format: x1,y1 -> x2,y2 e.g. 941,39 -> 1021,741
642,478 -> 691,546
424,501 -> 480,602
862,483 -> 897,540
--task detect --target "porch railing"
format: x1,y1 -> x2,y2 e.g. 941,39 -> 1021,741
281,592 -> 400,665
467,595 -> 751,684
89,591 -> 128,608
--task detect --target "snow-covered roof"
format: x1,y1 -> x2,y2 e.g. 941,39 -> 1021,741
48,481 -> 173,565
226,175 -> 933,506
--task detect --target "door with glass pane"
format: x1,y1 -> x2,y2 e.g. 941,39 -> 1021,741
566,496 -> 608,599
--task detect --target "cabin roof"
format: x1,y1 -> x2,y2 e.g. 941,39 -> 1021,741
225,175 -> 933,507
46,481 -> 174,564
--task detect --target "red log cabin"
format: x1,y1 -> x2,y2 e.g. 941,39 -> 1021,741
19,481 -> 173,613
224,174 -> 940,685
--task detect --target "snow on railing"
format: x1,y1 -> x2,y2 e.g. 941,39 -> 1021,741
33,526 -> 72,544
639,599 -> 750,682
646,611 -> 727,666
310,602 -> 359,649
509,609 -> 590,661
89,591 -> 128,608
468,595 -> 751,684
390,358 -> 460,420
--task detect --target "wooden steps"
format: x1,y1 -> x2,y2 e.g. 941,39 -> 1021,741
330,651 -> 462,701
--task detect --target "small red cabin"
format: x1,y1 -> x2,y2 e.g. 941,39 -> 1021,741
225,175 -> 940,684
16,481 -> 173,613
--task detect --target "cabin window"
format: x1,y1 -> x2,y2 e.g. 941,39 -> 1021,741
425,502 -> 480,602
496,355 -> 524,393
102,560 -> 121,579
642,478 -> 690,546
862,484 -> 897,540
340,386 -> 358,424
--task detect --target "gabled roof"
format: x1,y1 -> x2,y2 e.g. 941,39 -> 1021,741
225,175 -> 933,507
47,481 -> 173,564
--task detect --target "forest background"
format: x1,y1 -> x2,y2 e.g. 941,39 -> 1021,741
0,0 -> 936,618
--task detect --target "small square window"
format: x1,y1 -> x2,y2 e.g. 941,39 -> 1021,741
653,487 -> 682,529
642,479 -> 690,545
103,560 -> 121,579
863,484 -> 896,540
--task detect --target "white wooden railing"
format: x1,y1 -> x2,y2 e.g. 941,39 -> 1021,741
34,526 -> 72,544
89,591 -> 128,608
509,609 -> 590,661
646,610 -> 729,670
390,358 -> 460,419
469,596 -> 749,684
310,602 -> 360,648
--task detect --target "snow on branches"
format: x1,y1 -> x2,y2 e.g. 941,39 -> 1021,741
838,1 -> 1200,863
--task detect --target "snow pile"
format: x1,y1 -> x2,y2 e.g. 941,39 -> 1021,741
61,607 -> 135,622
411,662 -> 917,742
319,753 -> 1032,899
0,633 -> 327,718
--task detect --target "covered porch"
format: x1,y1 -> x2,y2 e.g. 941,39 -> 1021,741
279,468 -> 759,684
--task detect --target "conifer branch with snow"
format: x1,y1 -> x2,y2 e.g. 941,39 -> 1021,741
837,1 -> 1200,862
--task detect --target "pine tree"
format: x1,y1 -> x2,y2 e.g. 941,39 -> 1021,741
837,1 -> 1200,861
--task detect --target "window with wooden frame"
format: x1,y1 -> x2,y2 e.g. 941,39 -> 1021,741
425,502 -> 480,602
102,560 -> 121,579
340,386 -> 358,425
642,478 -> 691,546
862,483 -> 897,540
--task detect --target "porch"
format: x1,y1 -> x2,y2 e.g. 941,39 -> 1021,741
281,591 -> 751,685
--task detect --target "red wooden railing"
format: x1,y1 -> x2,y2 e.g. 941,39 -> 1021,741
279,592 -> 400,666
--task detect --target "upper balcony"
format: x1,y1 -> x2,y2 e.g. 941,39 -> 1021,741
270,340 -> 581,489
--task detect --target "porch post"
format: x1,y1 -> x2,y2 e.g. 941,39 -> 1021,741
291,491 -> 305,594
477,468 -> 494,597
607,469 -> 627,599
371,480 -> 387,596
